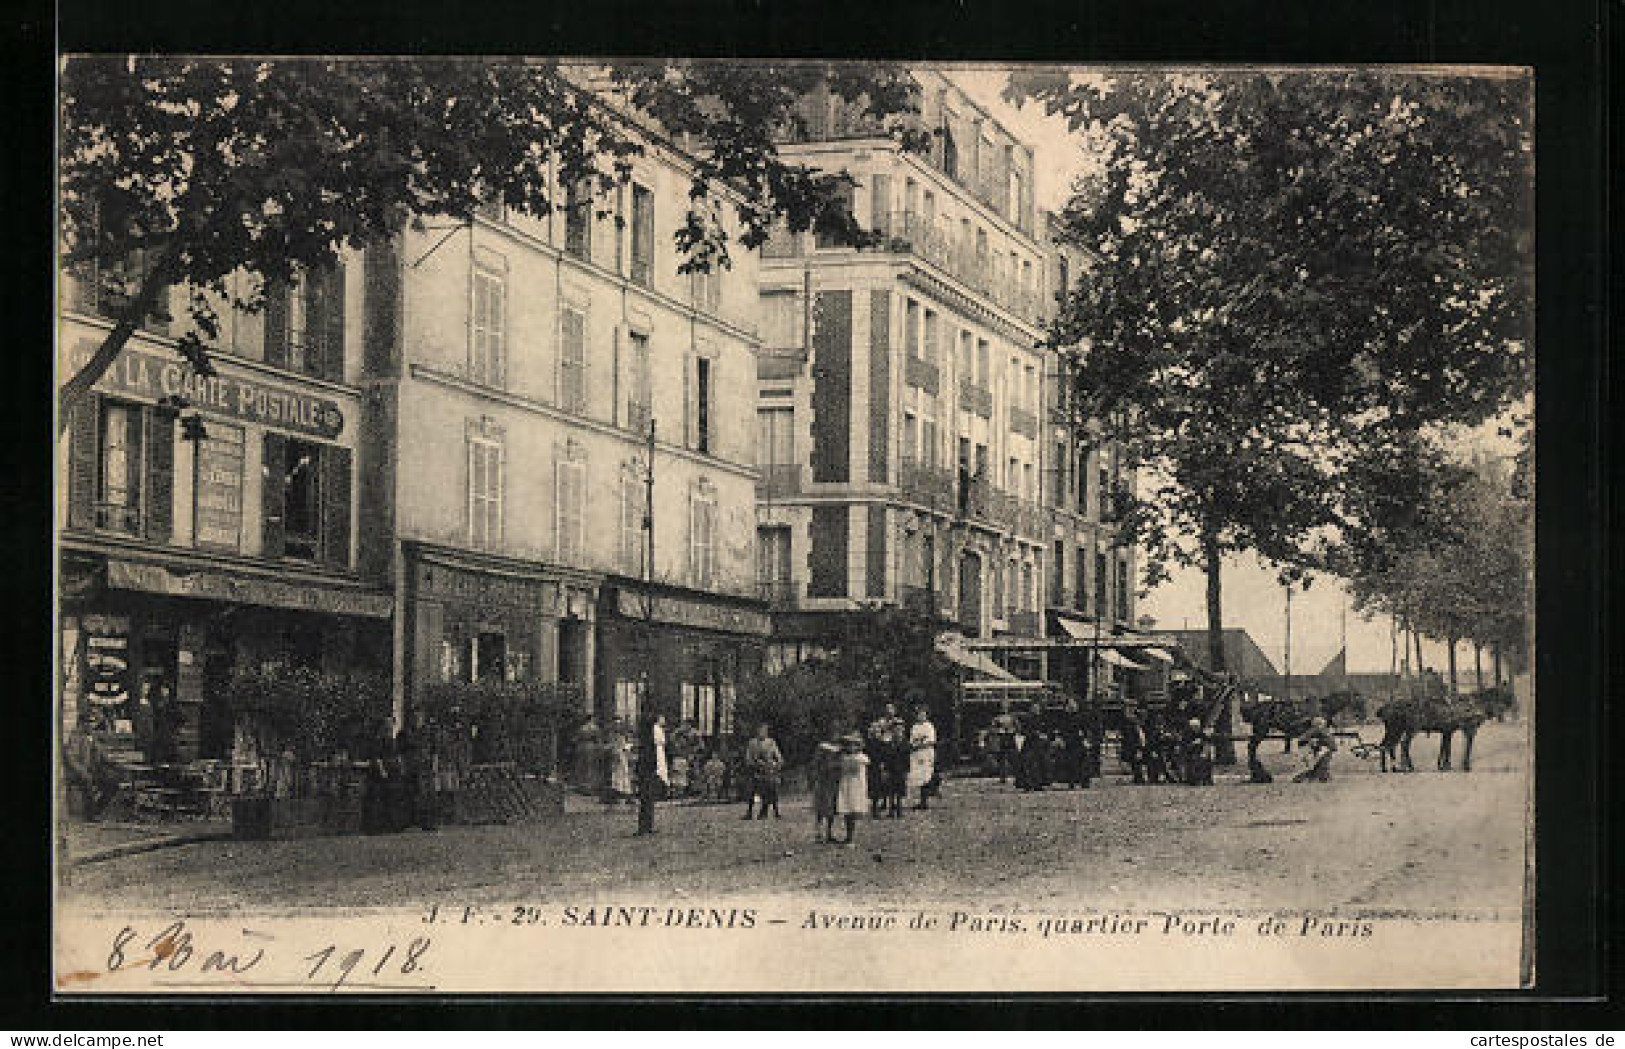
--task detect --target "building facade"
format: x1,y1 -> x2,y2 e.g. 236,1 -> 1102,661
355,118 -> 769,741
58,254 -> 392,766
755,72 -> 1055,665
754,72 -> 1137,688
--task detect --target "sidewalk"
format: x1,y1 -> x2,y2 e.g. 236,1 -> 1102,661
60,818 -> 232,866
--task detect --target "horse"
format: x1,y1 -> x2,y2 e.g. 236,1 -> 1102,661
1375,694 -> 1492,773
1239,698 -> 1314,768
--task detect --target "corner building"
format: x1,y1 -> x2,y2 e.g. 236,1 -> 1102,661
58,252 -> 391,765
755,71 -> 1061,666
357,115 -> 768,739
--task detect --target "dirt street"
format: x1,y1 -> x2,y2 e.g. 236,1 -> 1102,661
62,720 -> 1530,921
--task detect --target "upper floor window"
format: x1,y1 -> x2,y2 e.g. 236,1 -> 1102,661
621,467 -> 647,577
923,309 -> 939,365
905,299 -> 920,359
470,264 -> 506,387
690,485 -> 717,589
625,330 -> 652,432
261,433 -> 351,569
556,458 -> 586,564
87,400 -> 151,537
691,355 -> 714,455
631,184 -> 655,288
467,434 -> 502,551
565,180 -> 592,262
757,406 -> 794,468
559,307 -> 588,413
267,263 -> 345,382
691,266 -> 721,314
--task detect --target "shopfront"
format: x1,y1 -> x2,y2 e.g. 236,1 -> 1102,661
59,548 -> 393,765
594,579 -> 769,742
402,542 -> 598,709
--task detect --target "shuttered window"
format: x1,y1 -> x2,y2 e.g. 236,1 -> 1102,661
467,436 -> 502,551
625,330 -> 651,432
630,184 -> 654,287
265,264 -> 344,380
565,181 -> 592,262
556,459 -> 586,564
559,307 -> 587,413
621,469 -> 646,576
259,434 -> 349,567
471,265 -> 506,388
689,490 -> 716,589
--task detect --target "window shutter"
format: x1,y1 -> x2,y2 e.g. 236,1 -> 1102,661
143,407 -> 174,542
321,262 -> 346,381
261,432 -> 287,558
871,174 -> 890,233
264,279 -> 289,368
321,445 -> 352,569
683,353 -> 696,447
66,396 -> 100,530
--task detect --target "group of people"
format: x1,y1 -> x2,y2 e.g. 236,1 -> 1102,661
804,704 -> 939,845
574,715 -> 732,808
982,702 -> 1099,791
1117,710 -> 1215,786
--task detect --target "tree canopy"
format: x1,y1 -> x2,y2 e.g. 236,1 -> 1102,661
1007,69 -> 1532,677
58,56 -> 921,429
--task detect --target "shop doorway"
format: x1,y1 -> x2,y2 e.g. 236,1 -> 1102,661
474,631 -> 507,681
558,618 -> 589,686
957,552 -> 983,637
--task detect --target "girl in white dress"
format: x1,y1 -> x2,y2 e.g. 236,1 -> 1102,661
907,707 -> 937,810
833,734 -> 870,845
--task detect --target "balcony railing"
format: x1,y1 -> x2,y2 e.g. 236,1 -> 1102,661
757,464 -> 802,498
1006,611 -> 1039,637
758,212 -> 1050,327
958,380 -> 993,419
900,459 -> 957,509
757,578 -> 798,608
903,354 -> 940,394
880,212 -> 1048,326
758,350 -> 806,381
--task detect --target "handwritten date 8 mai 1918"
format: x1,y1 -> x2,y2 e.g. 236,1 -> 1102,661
98,920 -> 433,991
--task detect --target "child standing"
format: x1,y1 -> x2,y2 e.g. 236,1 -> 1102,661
810,738 -> 842,843
833,734 -> 870,845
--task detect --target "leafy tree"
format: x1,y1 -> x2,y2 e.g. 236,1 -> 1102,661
1008,70 -> 1532,698
58,56 -> 921,431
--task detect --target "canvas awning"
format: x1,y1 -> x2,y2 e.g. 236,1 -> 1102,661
935,634 -> 1019,680
1099,649 -> 1148,670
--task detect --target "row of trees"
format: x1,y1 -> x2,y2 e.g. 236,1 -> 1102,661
1343,436 -> 1532,694
1007,69 -> 1533,685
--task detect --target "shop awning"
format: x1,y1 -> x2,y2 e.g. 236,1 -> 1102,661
106,558 -> 394,619
1055,617 -> 1095,640
936,634 -> 1019,680
1099,649 -> 1148,670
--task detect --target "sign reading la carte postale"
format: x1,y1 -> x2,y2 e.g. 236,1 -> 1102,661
77,342 -> 345,440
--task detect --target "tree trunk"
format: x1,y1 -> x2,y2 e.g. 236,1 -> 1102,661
1412,628 -> 1425,676
58,250 -> 177,436
1201,527 -> 1235,764
1446,635 -> 1459,697
1493,644 -> 1503,688
1474,642 -> 1483,691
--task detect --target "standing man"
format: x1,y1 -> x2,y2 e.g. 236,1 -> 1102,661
634,713 -> 667,836
1120,709 -> 1150,784
990,701 -> 1019,782
742,722 -> 784,820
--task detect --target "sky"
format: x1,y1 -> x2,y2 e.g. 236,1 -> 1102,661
944,65 -> 1519,679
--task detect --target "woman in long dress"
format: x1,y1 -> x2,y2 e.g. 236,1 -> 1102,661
906,707 -> 937,810
607,721 -> 634,803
